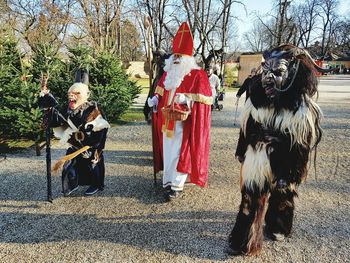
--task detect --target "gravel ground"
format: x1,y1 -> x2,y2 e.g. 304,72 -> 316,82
0,76 -> 349,263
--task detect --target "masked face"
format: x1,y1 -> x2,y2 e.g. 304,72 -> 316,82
261,57 -> 290,99
67,83 -> 90,110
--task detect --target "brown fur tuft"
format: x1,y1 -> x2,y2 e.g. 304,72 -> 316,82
86,107 -> 101,123
247,194 -> 269,256
52,159 -> 66,173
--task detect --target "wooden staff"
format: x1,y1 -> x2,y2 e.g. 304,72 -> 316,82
234,97 -> 239,126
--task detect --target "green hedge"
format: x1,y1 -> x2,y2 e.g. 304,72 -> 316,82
0,39 -> 141,140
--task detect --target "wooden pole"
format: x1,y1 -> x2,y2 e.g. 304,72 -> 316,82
145,20 -> 157,186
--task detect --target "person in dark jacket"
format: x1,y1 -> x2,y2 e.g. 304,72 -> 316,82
236,68 -> 257,99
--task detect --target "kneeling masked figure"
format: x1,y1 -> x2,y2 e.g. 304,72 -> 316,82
228,44 -> 328,256
39,71 -> 110,196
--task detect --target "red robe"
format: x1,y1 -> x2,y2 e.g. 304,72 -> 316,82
152,69 -> 212,187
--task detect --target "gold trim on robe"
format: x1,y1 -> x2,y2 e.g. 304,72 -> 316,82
184,93 -> 213,105
154,86 -> 164,96
155,86 -> 212,105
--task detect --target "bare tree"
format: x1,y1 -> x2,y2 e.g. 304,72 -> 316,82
74,0 -> 125,55
120,19 -> 143,61
255,0 -> 297,47
251,0 -> 348,58
7,0 -> 73,53
132,0 -> 243,71
317,0 -> 339,57
276,0 -> 291,45
333,19 -> 350,53
293,0 -> 320,48
133,0 -> 175,54
243,20 -> 270,52
0,0 -> 15,34
181,0 -> 222,65
181,0 -> 243,72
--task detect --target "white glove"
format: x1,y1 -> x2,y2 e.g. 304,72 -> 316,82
147,96 -> 159,107
174,93 -> 187,104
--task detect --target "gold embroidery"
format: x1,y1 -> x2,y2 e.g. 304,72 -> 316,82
184,93 -> 213,105
161,119 -> 175,138
155,86 -> 164,96
156,85 -> 211,105
166,130 -> 174,138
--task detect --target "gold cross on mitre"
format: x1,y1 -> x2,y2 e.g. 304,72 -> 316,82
178,24 -> 190,48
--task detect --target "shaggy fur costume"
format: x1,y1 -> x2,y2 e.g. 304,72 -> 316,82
228,44 -> 324,256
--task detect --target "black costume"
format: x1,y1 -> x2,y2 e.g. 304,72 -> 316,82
236,75 -> 258,99
39,95 -> 109,196
228,45 -> 325,256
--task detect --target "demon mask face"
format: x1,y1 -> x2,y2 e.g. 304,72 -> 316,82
261,49 -> 300,100
67,83 -> 90,110
260,44 -> 334,102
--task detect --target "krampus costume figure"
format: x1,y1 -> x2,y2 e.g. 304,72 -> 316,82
228,44 -> 326,256
39,70 -> 110,196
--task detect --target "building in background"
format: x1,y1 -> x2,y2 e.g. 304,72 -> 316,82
237,53 -> 263,85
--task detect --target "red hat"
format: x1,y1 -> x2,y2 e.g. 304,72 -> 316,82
173,22 -> 194,56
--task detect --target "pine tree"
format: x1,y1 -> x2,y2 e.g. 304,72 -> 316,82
30,43 -> 71,111
0,39 -> 142,141
67,46 -> 141,121
0,35 -> 42,140
89,52 -> 141,121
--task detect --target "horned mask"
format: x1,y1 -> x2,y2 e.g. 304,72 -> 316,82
261,44 -> 331,100
68,69 -> 90,110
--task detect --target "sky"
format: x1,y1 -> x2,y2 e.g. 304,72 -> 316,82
233,0 -> 350,43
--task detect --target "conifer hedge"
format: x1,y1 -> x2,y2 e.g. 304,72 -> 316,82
0,38 -> 141,141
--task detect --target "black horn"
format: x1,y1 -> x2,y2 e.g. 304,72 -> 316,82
82,70 -> 89,86
74,68 -> 82,83
293,47 -> 334,73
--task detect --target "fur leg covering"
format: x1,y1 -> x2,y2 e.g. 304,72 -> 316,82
228,187 -> 269,256
265,183 -> 297,240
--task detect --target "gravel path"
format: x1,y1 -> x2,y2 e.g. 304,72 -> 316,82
0,76 -> 349,263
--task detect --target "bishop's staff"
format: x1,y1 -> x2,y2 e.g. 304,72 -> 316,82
144,16 -> 157,185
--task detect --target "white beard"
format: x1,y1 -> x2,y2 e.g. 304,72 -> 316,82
163,55 -> 200,90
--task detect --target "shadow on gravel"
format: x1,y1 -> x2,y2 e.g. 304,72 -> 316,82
104,150 -> 153,166
0,210 -> 234,261
0,172 -> 169,205
0,204 -> 40,209
104,176 -> 172,205
210,119 -> 237,128
0,172 -> 62,202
